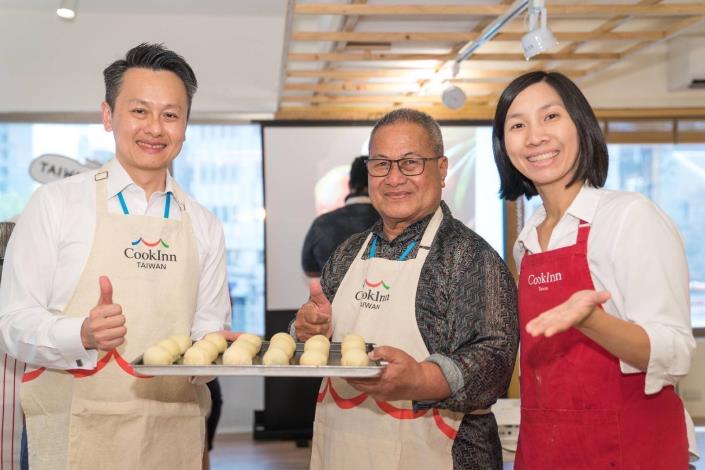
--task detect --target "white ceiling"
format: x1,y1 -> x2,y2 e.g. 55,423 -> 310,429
0,0 -> 290,117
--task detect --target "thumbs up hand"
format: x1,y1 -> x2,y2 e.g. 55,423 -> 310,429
294,278 -> 333,341
80,276 -> 127,351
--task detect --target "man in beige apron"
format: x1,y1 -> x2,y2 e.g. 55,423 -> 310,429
295,109 -> 518,469
0,44 -> 232,469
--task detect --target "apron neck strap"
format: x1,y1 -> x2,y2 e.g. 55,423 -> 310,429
576,219 -> 591,246
365,206 -> 444,261
116,191 -> 172,219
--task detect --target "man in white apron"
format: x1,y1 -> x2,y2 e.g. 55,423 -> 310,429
294,109 -> 519,469
0,44 -> 232,470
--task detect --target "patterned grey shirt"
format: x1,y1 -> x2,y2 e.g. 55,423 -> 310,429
320,201 -> 519,469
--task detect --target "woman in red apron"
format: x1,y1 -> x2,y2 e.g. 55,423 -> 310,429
492,71 -> 696,469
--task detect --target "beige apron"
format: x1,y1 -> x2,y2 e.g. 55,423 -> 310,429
311,207 -> 464,470
20,167 -> 209,470
1,353 -> 23,470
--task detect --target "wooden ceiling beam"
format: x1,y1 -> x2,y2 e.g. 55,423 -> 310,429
275,106 -> 705,121
276,105 -> 498,121
285,82 -> 419,92
287,68 -> 589,80
292,30 -> 667,43
281,94 -> 492,104
289,52 -> 621,62
581,15 -> 705,79
285,81 -> 507,93
295,4 -> 705,18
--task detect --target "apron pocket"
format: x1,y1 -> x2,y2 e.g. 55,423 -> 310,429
67,398 -> 205,470
518,408 -> 622,470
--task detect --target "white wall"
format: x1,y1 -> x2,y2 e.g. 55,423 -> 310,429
580,42 -> 705,109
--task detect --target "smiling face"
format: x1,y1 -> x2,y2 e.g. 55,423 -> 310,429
368,122 -> 448,235
503,81 -> 580,195
101,67 -> 188,179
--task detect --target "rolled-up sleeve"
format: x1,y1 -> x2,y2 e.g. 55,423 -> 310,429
611,198 -> 694,394
421,247 -> 519,412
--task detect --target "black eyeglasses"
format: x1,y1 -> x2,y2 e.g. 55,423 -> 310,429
365,155 -> 442,177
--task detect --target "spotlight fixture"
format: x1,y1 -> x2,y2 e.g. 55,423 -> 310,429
521,0 -> 557,60
441,85 -> 467,110
56,0 -> 77,20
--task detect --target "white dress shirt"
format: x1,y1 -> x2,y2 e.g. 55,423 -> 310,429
0,159 -> 231,369
515,185 -> 695,395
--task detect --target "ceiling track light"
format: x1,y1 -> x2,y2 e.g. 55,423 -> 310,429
418,0 -> 530,109
522,0 -> 558,60
57,0 -> 77,20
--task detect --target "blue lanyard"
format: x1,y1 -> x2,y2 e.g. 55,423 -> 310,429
116,191 -> 171,219
368,235 -> 416,261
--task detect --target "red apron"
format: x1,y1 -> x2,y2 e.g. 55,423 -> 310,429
515,221 -> 688,469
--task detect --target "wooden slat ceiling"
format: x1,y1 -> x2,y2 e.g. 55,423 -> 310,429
276,0 -> 705,120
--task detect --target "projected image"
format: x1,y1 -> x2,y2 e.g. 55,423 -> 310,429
308,126 -> 501,249
314,164 -> 351,216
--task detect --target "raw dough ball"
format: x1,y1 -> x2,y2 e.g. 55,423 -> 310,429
342,334 -> 366,350
270,333 -> 296,357
194,340 -> 219,361
299,350 -> 327,366
342,341 -> 367,355
203,333 -> 228,353
169,334 -> 192,354
238,333 -> 262,352
341,348 -> 369,367
304,341 -> 328,356
222,345 -> 253,365
183,346 -> 213,365
304,335 -> 330,354
262,346 -> 290,365
157,338 -> 181,360
233,339 -> 257,357
143,345 -> 174,365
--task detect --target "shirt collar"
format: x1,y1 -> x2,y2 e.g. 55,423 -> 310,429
517,184 -> 602,246
105,159 -> 175,200
371,201 -> 447,245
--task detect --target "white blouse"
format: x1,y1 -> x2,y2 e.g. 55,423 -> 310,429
515,185 -> 695,395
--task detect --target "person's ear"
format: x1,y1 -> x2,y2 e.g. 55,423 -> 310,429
439,156 -> 449,186
101,102 -> 113,132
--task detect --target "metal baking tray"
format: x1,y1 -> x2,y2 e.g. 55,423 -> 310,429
131,340 -> 384,378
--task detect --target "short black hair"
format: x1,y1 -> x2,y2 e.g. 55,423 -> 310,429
492,71 -> 608,201
369,108 -> 444,156
349,155 -> 369,193
103,43 -> 198,118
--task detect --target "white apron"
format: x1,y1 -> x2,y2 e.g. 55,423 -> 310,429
20,167 -> 209,470
1,354 -> 23,470
311,207 -> 464,470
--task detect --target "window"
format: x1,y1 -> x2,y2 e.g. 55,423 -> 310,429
175,124 -> 264,334
0,122 -> 265,335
